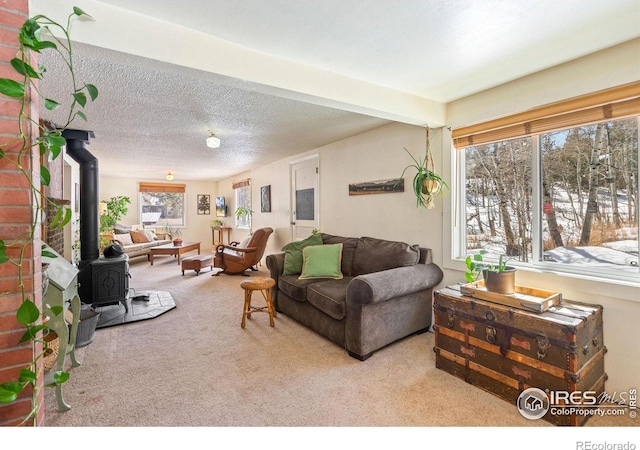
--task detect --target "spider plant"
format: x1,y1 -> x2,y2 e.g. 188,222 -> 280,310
399,127 -> 448,209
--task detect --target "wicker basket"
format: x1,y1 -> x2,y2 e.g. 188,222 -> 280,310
43,331 -> 60,372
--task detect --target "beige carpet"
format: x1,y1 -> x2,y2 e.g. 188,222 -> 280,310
43,254 -> 634,430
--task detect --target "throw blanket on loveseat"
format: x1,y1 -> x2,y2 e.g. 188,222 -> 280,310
266,233 -> 443,360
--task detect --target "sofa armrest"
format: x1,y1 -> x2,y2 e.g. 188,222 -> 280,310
265,252 -> 285,305
347,263 -> 443,305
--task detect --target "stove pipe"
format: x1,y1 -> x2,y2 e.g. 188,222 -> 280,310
63,129 -> 99,262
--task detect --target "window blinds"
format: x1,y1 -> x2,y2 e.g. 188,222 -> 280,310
452,81 -> 640,149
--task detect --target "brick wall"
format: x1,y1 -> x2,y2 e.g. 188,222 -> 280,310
0,0 -> 45,426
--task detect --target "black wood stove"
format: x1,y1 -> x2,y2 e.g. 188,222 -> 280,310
64,129 -> 129,311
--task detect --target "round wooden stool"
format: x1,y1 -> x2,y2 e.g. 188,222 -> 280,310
239,277 -> 277,328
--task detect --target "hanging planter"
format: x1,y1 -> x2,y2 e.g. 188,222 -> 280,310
400,127 -> 448,209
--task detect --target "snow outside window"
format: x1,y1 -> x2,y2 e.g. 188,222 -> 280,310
460,116 -> 639,283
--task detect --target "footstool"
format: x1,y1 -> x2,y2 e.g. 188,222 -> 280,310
181,254 -> 214,275
239,277 -> 276,328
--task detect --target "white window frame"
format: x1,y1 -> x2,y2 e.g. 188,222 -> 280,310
139,190 -> 186,229
234,184 -> 252,230
450,118 -> 640,287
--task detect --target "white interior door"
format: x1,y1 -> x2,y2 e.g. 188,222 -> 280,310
290,156 -> 319,241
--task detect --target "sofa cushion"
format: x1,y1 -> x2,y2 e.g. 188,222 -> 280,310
113,232 -> 133,246
320,233 -> 359,277
299,243 -> 343,280
306,278 -> 353,320
278,275 -> 324,302
282,233 -> 323,275
130,229 -> 152,243
352,236 -> 419,276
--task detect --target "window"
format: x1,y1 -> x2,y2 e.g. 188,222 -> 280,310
233,179 -> 252,229
138,182 -> 186,229
454,83 -> 640,283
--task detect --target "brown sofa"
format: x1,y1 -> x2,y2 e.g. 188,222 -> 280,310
110,224 -> 171,260
266,233 -> 443,360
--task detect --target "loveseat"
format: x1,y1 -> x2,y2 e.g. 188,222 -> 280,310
110,224 -> 172,260
266,233 -> 443,360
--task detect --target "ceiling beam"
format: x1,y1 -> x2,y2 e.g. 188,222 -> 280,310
30,0 -> 446,126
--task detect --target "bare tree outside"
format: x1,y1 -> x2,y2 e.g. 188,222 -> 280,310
464,117 -> 638,274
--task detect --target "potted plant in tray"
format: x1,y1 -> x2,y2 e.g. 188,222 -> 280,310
465,250 -> 516,294
399,127 -> 448,209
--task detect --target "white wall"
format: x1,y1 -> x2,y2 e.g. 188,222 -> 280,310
216,122 -> 447,263
99,176 -> 218,250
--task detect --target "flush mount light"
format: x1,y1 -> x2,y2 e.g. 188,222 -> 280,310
206,133 -> 221,149
166,172 -> 174,181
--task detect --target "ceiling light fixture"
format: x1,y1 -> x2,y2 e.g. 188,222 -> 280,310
166,172 -> 174,181
206,133 -> 221,149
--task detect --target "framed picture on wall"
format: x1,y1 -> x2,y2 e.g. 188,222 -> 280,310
215,196 -> 227,217
261,185 -> 271,213
197,194 -> 211,215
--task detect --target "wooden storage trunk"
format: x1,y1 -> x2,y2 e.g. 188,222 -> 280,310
433,286 -> 606,426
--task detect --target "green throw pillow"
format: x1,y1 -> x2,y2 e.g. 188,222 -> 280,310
282,233 -> 323,275
299,243 -> 343,280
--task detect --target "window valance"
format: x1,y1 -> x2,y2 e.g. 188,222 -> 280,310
139,182 -> 186,193
452,81 -> 640,149
232,179 -> 250,189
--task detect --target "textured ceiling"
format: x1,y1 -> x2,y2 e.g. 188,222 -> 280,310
36,0 -> 640,181
39,46 -> 390,181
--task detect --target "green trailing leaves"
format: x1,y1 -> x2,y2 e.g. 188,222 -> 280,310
49,205 -> 72,229
1,6 -> 95,410
16,300 -> 40,326
73,6 -> 90,17
10,58 -> 40,78
0,383 -> 22,403
0,240 -> 7,264
19,324 -> 47,343
19,369 -> 36,384
47,134 -> 66,159
0,78 -> 25,98
40,164 -> 51,186
45,98 -> 60,110
73,91 -> 87,107
85,83 -> 98,100
53,371 -> 70,384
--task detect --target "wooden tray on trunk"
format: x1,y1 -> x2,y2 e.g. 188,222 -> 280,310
460,280 -> 562,313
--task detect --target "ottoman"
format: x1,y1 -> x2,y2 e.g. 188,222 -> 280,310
181,254 -> 214,275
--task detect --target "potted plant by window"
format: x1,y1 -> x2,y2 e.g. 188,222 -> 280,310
465,250 -> 517,294
399,127 -> 448,209
235,206 -> 254,234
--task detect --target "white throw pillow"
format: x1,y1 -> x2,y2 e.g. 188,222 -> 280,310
114,232 -> 133,246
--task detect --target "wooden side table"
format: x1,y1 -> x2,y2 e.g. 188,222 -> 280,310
212,226 -> 232,246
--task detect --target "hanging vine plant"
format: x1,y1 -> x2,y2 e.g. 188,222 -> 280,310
399,126 -> 448,209
0,7 -> 97,416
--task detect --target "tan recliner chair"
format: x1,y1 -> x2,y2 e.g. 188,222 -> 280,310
213,227 -> 274,276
